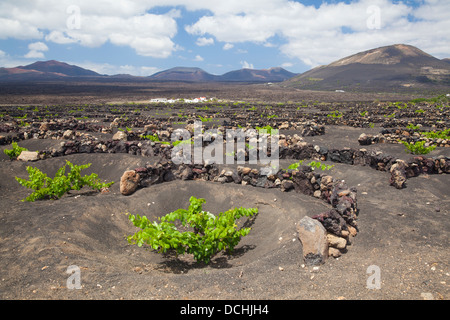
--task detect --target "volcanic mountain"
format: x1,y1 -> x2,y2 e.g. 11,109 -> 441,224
0,60 -> 102,81
218,67 -> 297,82
0,59 -> 297,83
148,67 -> 218,82
19,60 -> 101,77
148,66 -> 297,82
284,44 -> 450,90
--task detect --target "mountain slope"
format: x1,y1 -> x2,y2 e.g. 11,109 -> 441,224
219,67 -> 297,82
0,60 -> 104,81
148,66 -> 297,82
284,44 -> 450,90
149,67 -> 218,82
19,60 -> 101,77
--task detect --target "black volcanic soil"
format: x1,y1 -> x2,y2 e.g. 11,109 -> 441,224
0,84 -> 448,302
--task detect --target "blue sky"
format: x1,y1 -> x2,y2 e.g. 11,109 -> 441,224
0,0 -> 449,76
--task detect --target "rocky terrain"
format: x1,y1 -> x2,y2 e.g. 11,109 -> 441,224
0,89 -> 448,303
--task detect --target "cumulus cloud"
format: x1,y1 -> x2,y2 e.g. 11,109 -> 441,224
194,55 -> 204,61
223,43 -> 234,50
24,42 -> 49,59
0,0 -> 180,58
281,62 -> 293,68
240,61 -> 254,69
196,37 -> 214,46
45,31 -> 77,44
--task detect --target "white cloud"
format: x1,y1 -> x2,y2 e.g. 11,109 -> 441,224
45,31 -> 77,44
185,14 -> 275,43
66,13 -> 180,57
28,42 -> 49,52
24,41 -> 49,59
240,61 -> 254,69
196,37 -> 214,46
194,55 -> 204,61
24,51 -> 45,59
0,17 -> 43,40
0,1 -> 179,58
281,62 -> 293,68
223,43 -> 234,50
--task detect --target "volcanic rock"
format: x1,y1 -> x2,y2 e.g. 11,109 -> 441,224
17,151 -> 39,162
280,179 -> 294,192
112,131 -> 128,141
320,175 -> 334,191
63,130 -> 74,139
390,160 -> 408,189
120,170 -> 140,195
326,233 -> 347,249
296,216 -> 328,266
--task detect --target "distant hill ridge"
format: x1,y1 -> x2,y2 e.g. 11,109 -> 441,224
148,66 -> 297,82
2,44 -> 449,88
0,61 -> 297,82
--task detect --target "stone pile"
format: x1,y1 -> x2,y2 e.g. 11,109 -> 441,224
22,138 -> 172,161
389,155 -> 450,189
358,133 -> 384,145
225,120 -> 325,137
311,179 -> 358,259
119,161 -> 335,197
358,129 -> 450,148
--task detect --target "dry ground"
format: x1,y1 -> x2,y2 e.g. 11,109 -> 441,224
0,128 -> 448,301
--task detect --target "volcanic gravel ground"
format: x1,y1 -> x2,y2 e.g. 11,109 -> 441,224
0,127 -> 448,301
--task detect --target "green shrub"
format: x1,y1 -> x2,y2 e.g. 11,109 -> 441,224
406,123 -> 420,131
327,110 -> 343,118
4,142 -> 28,160
395,102 -> 408,109
419,129 -> 450,140
172,139 -> 193,147
400,140 -> 436,155
256,125 -> 278,135
287,160 -> 334,171
127,196 -> 258,264
410,94 -> 449,105
15,161 -> 114,202
307,161 -> 335,171
288,160 -> 304,170
140,133 -> 161,142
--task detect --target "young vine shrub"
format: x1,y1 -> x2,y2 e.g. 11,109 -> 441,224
15,160 -> 114,202
127,196 -> 258,264
4,142 -> 28,160
400,140 -> 436,155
